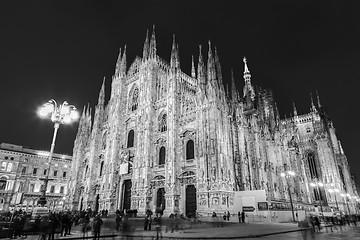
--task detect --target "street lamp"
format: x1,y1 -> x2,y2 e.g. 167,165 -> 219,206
280,170 -> 296,222
37,99 -> 78,207
327,183 -> 340,211
340,193 -> 351,214
309,181 -> 324,218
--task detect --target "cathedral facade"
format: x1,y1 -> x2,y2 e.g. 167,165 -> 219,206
69,29 -> 358,217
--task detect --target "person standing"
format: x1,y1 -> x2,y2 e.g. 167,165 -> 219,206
238,211 -> 241,223
241,211 -> 246,223
92,214 -> 103,240
226,211 -> 230,221
116,212 -> 122,231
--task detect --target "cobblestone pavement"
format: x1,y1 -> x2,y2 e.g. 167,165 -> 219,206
17,219 -> 360,239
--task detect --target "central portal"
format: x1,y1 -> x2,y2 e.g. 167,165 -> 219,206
122,180 -> 132,211
156,188 -> 166,212
185,185 -> 197,218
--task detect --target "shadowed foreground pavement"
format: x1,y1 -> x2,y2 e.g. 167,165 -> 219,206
23,218 -> 303,239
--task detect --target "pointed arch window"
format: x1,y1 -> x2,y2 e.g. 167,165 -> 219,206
186,140 -> 195,160
99,161 -> 104,176
307,152 -> 319,179
131,88 -> 139,111
29,184 -> 34,192
127,130 -> 134,148
159,114 -> 167,132
159,147 -> 166,165
60,186 -> 64,194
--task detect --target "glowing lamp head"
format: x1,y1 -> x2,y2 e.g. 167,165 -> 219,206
280,173 -> 286,177
63,115 -> 72,124
288,171 -> 295,176
346,194 -> 351,197
341,194 -> 346,197
318,182 -> 324,187
70,110 -> 79,120
310,183 -> 316,187
328,189 -> 334,193
38,104 -> 54,117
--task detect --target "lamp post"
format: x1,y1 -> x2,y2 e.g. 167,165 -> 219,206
37,99 -> 78,207
280,170 -> 296,222
310,181 -> 324,218
327,183 -> 340,211
340,193 -> 351,214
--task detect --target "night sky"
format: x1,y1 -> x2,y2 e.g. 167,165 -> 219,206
1,1 -> 359,183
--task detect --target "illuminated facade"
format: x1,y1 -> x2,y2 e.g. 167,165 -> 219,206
69,29 -> 358,217
0,143 -> 71,212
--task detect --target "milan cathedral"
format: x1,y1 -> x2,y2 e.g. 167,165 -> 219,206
68,28 -> 358,217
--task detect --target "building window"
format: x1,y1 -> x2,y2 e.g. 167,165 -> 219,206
85,165 -> 88,177
44,169 -> 47,176
307,152 -> 319,179
186,140 -> 195,160
159,147 -> 166,165
33,168 -> 38,175
29,184 -> 34,192
0,162 -> 6,171
0,177 -> 7,190
159,114 -> 167,132
131,88 -> 139,111
127,130 -> 134,148
63,171 -> 67,178
60,186 -> 64,194
99,161 -> 104,176
306,126 -> 311,133
50,185 -> 55,193
22,167 -> 27,174
53,170 -> 58,177
40,185 -> 44,192
6,163 -> 12,172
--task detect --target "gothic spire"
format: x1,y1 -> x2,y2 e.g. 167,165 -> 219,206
170,34 -> 180,69
292,101 -> 298,116
197,45 -> 206,85
115,47 -> 122,76
149,25 -> 157,58
214,46 -> 223,87
316,90 -> 322,108
310,92 -> 317,112
242,57 -> 255,101
231,69 -> 237,102
97,77 -> 105,107
207,40 -> 216,84
119,45 -> 127,77
191,55 -> 196,78
142,29 -> 149,59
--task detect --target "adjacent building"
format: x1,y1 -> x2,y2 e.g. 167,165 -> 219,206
69,29 -> 359,218
0,143 -> 72,212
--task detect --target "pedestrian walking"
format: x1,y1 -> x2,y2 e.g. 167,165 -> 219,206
226,211 -> 230,221
92,214 -> 103,240
154,214 -> 163,240
116,212 -> 122,230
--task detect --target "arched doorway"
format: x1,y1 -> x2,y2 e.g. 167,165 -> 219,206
186,185 -> 197,218
156,188 -> 165,213
95,194 -> 100,213
122,180 -> 132,211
